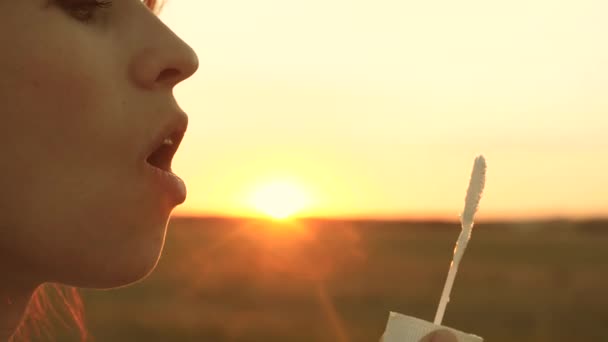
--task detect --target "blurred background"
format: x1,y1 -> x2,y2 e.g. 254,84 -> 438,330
77,217 -> 608,341
76,0 -> 608,341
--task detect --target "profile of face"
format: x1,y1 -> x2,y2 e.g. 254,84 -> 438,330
0,0 -> 199,289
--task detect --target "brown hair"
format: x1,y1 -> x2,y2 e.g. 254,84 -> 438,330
9,1 -> 167,340
10,284 -> 87,342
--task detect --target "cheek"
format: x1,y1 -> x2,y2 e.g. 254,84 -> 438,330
1,43 -> 109,208
13,51 -> 102,129
3,28 -> 133,184
0,37 -> 143,258
0,26 -> 168,287
2,38 -> 105,150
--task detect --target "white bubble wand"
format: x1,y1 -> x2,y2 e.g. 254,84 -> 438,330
434,155 -> 486,325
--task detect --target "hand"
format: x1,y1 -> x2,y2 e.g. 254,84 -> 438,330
419,329 -> 458,342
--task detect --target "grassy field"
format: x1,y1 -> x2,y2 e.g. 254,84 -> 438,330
72,217 -> 608,341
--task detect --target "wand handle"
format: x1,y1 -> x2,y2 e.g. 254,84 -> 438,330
434,155 -> 486,325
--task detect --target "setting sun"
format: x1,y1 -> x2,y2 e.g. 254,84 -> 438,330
246,179 -> 312,220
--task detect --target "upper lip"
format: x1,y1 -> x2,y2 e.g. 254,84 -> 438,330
143,112 -> 188,171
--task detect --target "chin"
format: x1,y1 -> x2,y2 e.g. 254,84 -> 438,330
101,216 -> 171,288
50,210 -> 171,289
76,254 -> 163,289
64,237 -> 166,289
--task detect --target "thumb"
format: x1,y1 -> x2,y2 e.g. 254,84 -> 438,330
419,329 -> 458,342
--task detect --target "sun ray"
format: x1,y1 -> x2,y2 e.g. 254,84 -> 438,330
315,281 -> 350,342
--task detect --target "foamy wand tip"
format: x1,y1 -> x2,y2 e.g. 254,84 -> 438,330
434,155 -> 486,325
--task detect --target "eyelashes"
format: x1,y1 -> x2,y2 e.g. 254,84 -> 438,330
58,0 -> 113,24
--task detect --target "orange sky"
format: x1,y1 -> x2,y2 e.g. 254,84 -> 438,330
159,0 -> 608,220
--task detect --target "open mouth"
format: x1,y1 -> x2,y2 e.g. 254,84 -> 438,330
146,130 -> 185,172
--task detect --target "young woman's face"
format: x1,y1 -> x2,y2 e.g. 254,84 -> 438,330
0,0 -> 199,288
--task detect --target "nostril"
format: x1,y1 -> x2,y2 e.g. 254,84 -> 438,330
157,68 -> 181,84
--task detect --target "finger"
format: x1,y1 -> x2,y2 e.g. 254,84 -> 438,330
419,329 -> 459,342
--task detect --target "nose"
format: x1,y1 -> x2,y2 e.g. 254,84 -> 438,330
131,17 -> 200,90
155,43 -> 199,88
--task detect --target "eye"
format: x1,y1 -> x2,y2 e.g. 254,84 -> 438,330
59,0 -> 113,23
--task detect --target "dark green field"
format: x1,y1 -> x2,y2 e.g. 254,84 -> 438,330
76,217 -> 608,341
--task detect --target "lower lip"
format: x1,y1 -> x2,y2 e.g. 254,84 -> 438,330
144,163 -> 187,204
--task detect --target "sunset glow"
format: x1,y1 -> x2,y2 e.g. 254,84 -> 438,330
163,1 -> 608,221
246,179 -> 312,220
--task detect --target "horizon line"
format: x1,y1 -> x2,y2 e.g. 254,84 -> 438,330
170,213 -> 608,224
